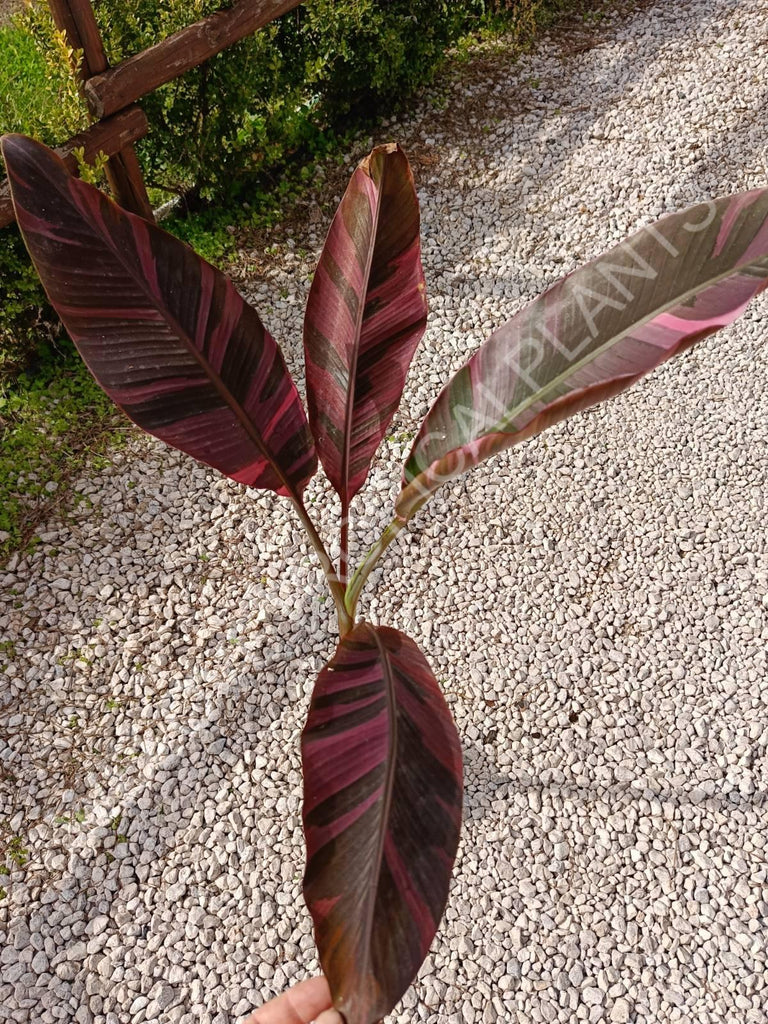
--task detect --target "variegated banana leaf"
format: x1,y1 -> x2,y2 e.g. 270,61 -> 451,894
304,143 -> 427,505
1,134 -> 316,498
302,623 -> 462,1024
397,190 -> 768,519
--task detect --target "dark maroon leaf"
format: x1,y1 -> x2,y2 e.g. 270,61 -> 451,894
1,133 -> 316,498
304,143 -> 427,505
302,623 -> 462,1024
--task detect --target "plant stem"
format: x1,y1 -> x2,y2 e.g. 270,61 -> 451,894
291,497 -> 353,637
340,496 -> 350,587
345,516 -> 406,618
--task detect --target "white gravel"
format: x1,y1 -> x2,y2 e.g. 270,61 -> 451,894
2,1 -> 767,1022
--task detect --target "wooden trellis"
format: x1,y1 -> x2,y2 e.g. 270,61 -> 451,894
0,0 -> 303,228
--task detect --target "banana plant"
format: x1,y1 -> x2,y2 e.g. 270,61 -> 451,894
3,132 -> 767,1024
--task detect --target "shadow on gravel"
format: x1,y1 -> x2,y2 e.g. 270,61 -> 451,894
407,0 -> 759,305
462,745 -> 767,821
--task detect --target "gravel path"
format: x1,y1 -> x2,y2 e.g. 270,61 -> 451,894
0,0 -> 23,26
2,1 -> 767,1022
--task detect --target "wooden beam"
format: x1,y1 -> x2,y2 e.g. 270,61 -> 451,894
48,0 -> 108,79
0,107 -> 149,229
103,144 -> 153,221
84,0 -> 303,119
48,0 -> 87,68
47,0 -> 154,219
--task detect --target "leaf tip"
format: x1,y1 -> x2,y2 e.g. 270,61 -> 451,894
0,132 -> 29,167
360,141 -> 403,180
1,134 -> 69,194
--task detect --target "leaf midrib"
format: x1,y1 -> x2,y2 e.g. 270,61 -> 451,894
340,169 -> 383,508
362,625 -> 398,978
424,247 -> 768,470
491,259 -> 764,434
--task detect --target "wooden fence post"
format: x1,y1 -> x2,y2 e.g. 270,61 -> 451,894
83,0 -> 302,119
48,0 -> 155,220
2,0 -> 305,229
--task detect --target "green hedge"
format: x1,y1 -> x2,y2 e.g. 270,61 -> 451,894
0,6 -> 90,376
93,0 -> 511,201
1,0 -> 580,375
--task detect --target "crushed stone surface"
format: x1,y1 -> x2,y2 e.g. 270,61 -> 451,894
1,1 -> 767,1022
0,0 -> 23,27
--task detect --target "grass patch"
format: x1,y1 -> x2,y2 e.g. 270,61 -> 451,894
0,22 -> 60,134
1,6 -> 91,380
0,340 -> 115,563
0,10 -> 88,141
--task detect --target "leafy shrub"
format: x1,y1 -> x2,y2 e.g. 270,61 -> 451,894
0,228 -> 55,378
0,5 -> 90,377
298,0 -> 469,120
6,133 -> 768,1021
0,7 -> 88,142
0,339 -> 111,560
92,0 -> 554,201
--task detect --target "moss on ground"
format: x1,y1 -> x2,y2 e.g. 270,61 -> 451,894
0,341 -> 115,563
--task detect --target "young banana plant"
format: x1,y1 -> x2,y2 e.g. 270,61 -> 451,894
3,132 -> 767,1024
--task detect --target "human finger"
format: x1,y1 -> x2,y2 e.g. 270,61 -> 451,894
241,976 -> 333,1024
314,1011 -> 344,1024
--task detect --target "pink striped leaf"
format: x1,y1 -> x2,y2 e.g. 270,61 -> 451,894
302,623 -> 462,1024
397,189 -> 768,519
304,143 -> 427,503
1,134 -> 316,497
